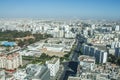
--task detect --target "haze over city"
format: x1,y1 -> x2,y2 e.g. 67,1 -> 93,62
1,0 -> 120,80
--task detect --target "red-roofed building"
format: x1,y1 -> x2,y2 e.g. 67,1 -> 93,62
0,53 -> 22,71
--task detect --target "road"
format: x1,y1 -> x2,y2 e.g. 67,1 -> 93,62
59,34 -> 85,80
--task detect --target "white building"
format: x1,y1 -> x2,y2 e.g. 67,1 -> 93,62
65,31 -> 76,38
0,53 -> 22,71
0,70 -> 5,80
83,30 -> 88,37
46,58 -> 60,76
115,25 -> 120,31
59,30 -> 65,38
95,49 -> 108,64
101,51 -> 107,63
13,69 -> 27,80
13,64 -> 50,80
78,55 -> 95,70
91,24 -> 95,29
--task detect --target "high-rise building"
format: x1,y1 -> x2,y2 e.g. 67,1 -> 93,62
111,41 -> 120,49
115,25 -> 120,31
82,44 -> 107,63
95,49 -> 101,63
95,49 -> 107,63
101,51 -> 107,63
59,30 -> 65,38
91,24 -> 95,29
111,42 -> 116,49
89,47 -> 95,56
82,44 -> 90,55
83,30 -> 88,37
115,48 -> 120,57
46,58 -> 60,76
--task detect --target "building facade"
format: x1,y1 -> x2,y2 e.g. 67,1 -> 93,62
0,53 -> 22,71
46,58 -> 60,76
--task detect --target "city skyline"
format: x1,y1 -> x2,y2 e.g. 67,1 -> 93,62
0,0 -> 120,19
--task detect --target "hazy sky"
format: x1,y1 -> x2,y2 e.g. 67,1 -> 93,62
0,0 -> 120,19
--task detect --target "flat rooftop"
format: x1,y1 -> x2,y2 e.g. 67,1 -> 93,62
47,58 -> 59,64
94,45 -> 107,51
78,55 -> 95,63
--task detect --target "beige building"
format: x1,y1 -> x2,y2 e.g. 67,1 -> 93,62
0,53 -> 22,71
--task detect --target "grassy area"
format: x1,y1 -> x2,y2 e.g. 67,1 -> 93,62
22,53 -> 58,65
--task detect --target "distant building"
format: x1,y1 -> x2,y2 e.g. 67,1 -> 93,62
115,48 -> 120,57
91,24 -> 95,29
65,31 -> 76,38
59,30 -> 65,38
83,30 -> 88,37
115,25 -> 120,31
46,58 -> 60,76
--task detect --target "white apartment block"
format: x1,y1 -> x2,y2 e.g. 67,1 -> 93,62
0,53 -> 22,71
46,58 -> 60,76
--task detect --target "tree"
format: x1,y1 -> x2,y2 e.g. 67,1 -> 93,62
107,54 -> 117,63
18,40 -> 25,47
28,39 -> 35,44
117,57 -> 120,65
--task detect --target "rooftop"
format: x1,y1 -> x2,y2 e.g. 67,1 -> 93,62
78,55 -> 95,63
46,58 -> 59,64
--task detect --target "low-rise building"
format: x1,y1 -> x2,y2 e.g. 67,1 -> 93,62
78,55 -> 95,71
68,76 -> 80,80
26,64 -> 50,80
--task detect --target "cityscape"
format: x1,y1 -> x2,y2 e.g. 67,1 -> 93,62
0,0 -> 120,80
